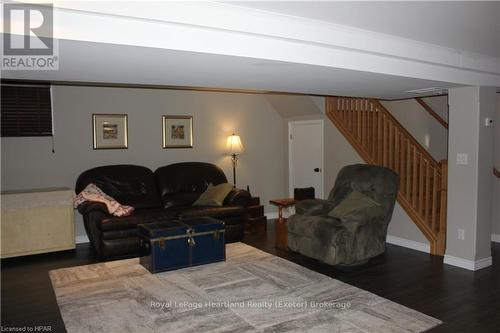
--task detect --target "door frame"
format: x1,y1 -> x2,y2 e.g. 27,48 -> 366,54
288,119 -> 324,199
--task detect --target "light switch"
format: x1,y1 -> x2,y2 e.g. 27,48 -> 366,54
456,153 -> 468,165
458,229 -> 465,240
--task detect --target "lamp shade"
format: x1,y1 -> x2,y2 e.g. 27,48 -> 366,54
226,133 -> 244,155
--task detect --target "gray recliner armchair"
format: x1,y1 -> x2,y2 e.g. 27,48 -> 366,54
287,164 -> 399,266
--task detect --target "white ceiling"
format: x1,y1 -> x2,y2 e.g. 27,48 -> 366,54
227,1 -> 500,58
2,39 -> 463,99
2,1 -> 498,98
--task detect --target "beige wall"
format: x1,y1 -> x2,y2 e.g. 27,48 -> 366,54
492,95 -> 500,236
422,96 -> 448,122
381,97 -> 448,161
266,95 -> 323,119
1,86 -> 286,239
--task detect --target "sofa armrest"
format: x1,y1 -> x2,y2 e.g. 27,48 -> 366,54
223,188 -> 251,207
77,203 -> 110,257
77,201 -> 110,216
295,199 -> 336,216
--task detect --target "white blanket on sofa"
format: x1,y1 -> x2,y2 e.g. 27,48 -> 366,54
74,183 -> 134,217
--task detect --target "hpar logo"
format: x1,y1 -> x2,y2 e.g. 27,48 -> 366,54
2,3 -> 59,70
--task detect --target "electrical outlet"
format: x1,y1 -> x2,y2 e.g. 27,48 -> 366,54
456,153 -> 468,165
458,229 -> 465,240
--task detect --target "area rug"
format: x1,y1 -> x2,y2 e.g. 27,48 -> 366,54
49,243 -> 441,332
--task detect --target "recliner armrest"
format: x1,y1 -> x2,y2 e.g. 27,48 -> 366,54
77,201 -> 110,216
295,199 -> 336,216
223,188 -> 251,206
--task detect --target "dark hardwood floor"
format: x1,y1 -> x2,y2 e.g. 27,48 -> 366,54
2,220 -> 499,333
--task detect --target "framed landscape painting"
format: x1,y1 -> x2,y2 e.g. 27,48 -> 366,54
162,115 -> 193,148
92,114 -> 128,149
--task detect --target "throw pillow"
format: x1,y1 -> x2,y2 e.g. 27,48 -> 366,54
328,190 -> 381,219
193,183 -> 233,207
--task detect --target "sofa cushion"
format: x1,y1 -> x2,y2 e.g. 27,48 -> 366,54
177,206 -> 245,220
102,228 -> 139,240
99,209 -> 175,231
99,205 -> 246,232
193,183 -> 233,206
155,162 -> 228,209
161,193 -> 201,208
328,190 -> 380,219
75,165 -> 162,209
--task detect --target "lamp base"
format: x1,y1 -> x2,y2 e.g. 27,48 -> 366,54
231,154 -> 238,188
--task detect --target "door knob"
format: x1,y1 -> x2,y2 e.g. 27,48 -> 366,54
314,168 -> 321,172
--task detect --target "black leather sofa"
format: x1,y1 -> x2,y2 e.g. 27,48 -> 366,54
75,162 -> 251,259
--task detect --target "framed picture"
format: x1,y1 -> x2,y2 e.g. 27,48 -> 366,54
162,115 -> 193,148
92,114 -> 128,149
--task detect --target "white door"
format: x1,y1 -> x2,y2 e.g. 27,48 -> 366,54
289,120 -> 324,199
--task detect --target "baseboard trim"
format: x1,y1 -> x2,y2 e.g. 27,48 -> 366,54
443,255 -> 493,271
73,231 -> 500,244
386,235 -> 430,254
75,235 -> 90,244
492,234 -> 500,243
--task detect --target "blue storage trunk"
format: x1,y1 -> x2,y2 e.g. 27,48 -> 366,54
138,217 -> 225,273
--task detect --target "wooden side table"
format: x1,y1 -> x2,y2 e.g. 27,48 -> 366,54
269,198 -> 296,250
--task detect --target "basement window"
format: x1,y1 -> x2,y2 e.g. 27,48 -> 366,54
1,82 -> 53,137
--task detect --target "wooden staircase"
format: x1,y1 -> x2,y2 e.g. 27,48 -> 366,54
326,97 -> 448,256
